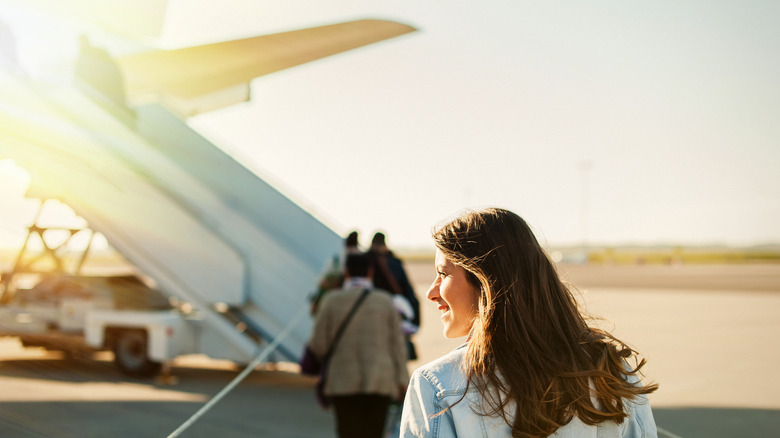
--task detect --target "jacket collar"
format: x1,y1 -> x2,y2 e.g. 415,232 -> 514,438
343,277 -> 373,290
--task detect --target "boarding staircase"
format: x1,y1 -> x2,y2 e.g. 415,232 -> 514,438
0,19 -> 416,362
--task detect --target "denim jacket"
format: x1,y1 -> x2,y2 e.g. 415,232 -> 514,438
400,345 -> 658,438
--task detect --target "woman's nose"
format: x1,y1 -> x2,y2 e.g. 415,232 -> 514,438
426,279 -> 440,302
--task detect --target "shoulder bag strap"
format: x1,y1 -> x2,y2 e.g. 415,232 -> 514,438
324,288 -> 370,361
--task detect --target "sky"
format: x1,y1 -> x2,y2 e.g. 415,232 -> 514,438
1,0 -> 779,251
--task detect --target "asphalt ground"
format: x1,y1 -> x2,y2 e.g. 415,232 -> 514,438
1,262 -> 779,437
0,347 -> 332,438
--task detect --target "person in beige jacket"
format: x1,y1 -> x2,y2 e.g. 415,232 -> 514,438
308,252 -> 410,438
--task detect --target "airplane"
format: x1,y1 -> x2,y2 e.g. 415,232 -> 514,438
0,3 -> 415,375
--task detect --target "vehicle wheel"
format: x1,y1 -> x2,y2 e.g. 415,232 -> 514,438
112,329 -> 161,377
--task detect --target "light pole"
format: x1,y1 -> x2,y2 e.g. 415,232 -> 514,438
579,161 -> 593,262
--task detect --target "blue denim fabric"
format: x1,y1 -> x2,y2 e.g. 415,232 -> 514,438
400,345 -> 658,438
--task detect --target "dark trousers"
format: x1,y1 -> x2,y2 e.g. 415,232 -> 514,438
331,394 -> 391,438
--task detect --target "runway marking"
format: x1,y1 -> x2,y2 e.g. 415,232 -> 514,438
658,426 -> 683,438
166,305 -> 309,438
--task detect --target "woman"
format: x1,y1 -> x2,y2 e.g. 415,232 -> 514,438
400,208 -> 658,437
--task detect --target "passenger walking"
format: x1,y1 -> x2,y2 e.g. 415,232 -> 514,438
368,232 -> 421,360
311,231 -> 361,314
308,252 -> 409,438
400,208 -> 658,437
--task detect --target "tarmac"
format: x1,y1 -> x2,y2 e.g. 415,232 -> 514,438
1,261 -> 779,437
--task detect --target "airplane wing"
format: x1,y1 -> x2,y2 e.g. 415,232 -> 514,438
77,19 -> 416,116
0,15 -> 416,360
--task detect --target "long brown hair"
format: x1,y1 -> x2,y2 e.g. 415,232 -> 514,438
433,208 -> 657,438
